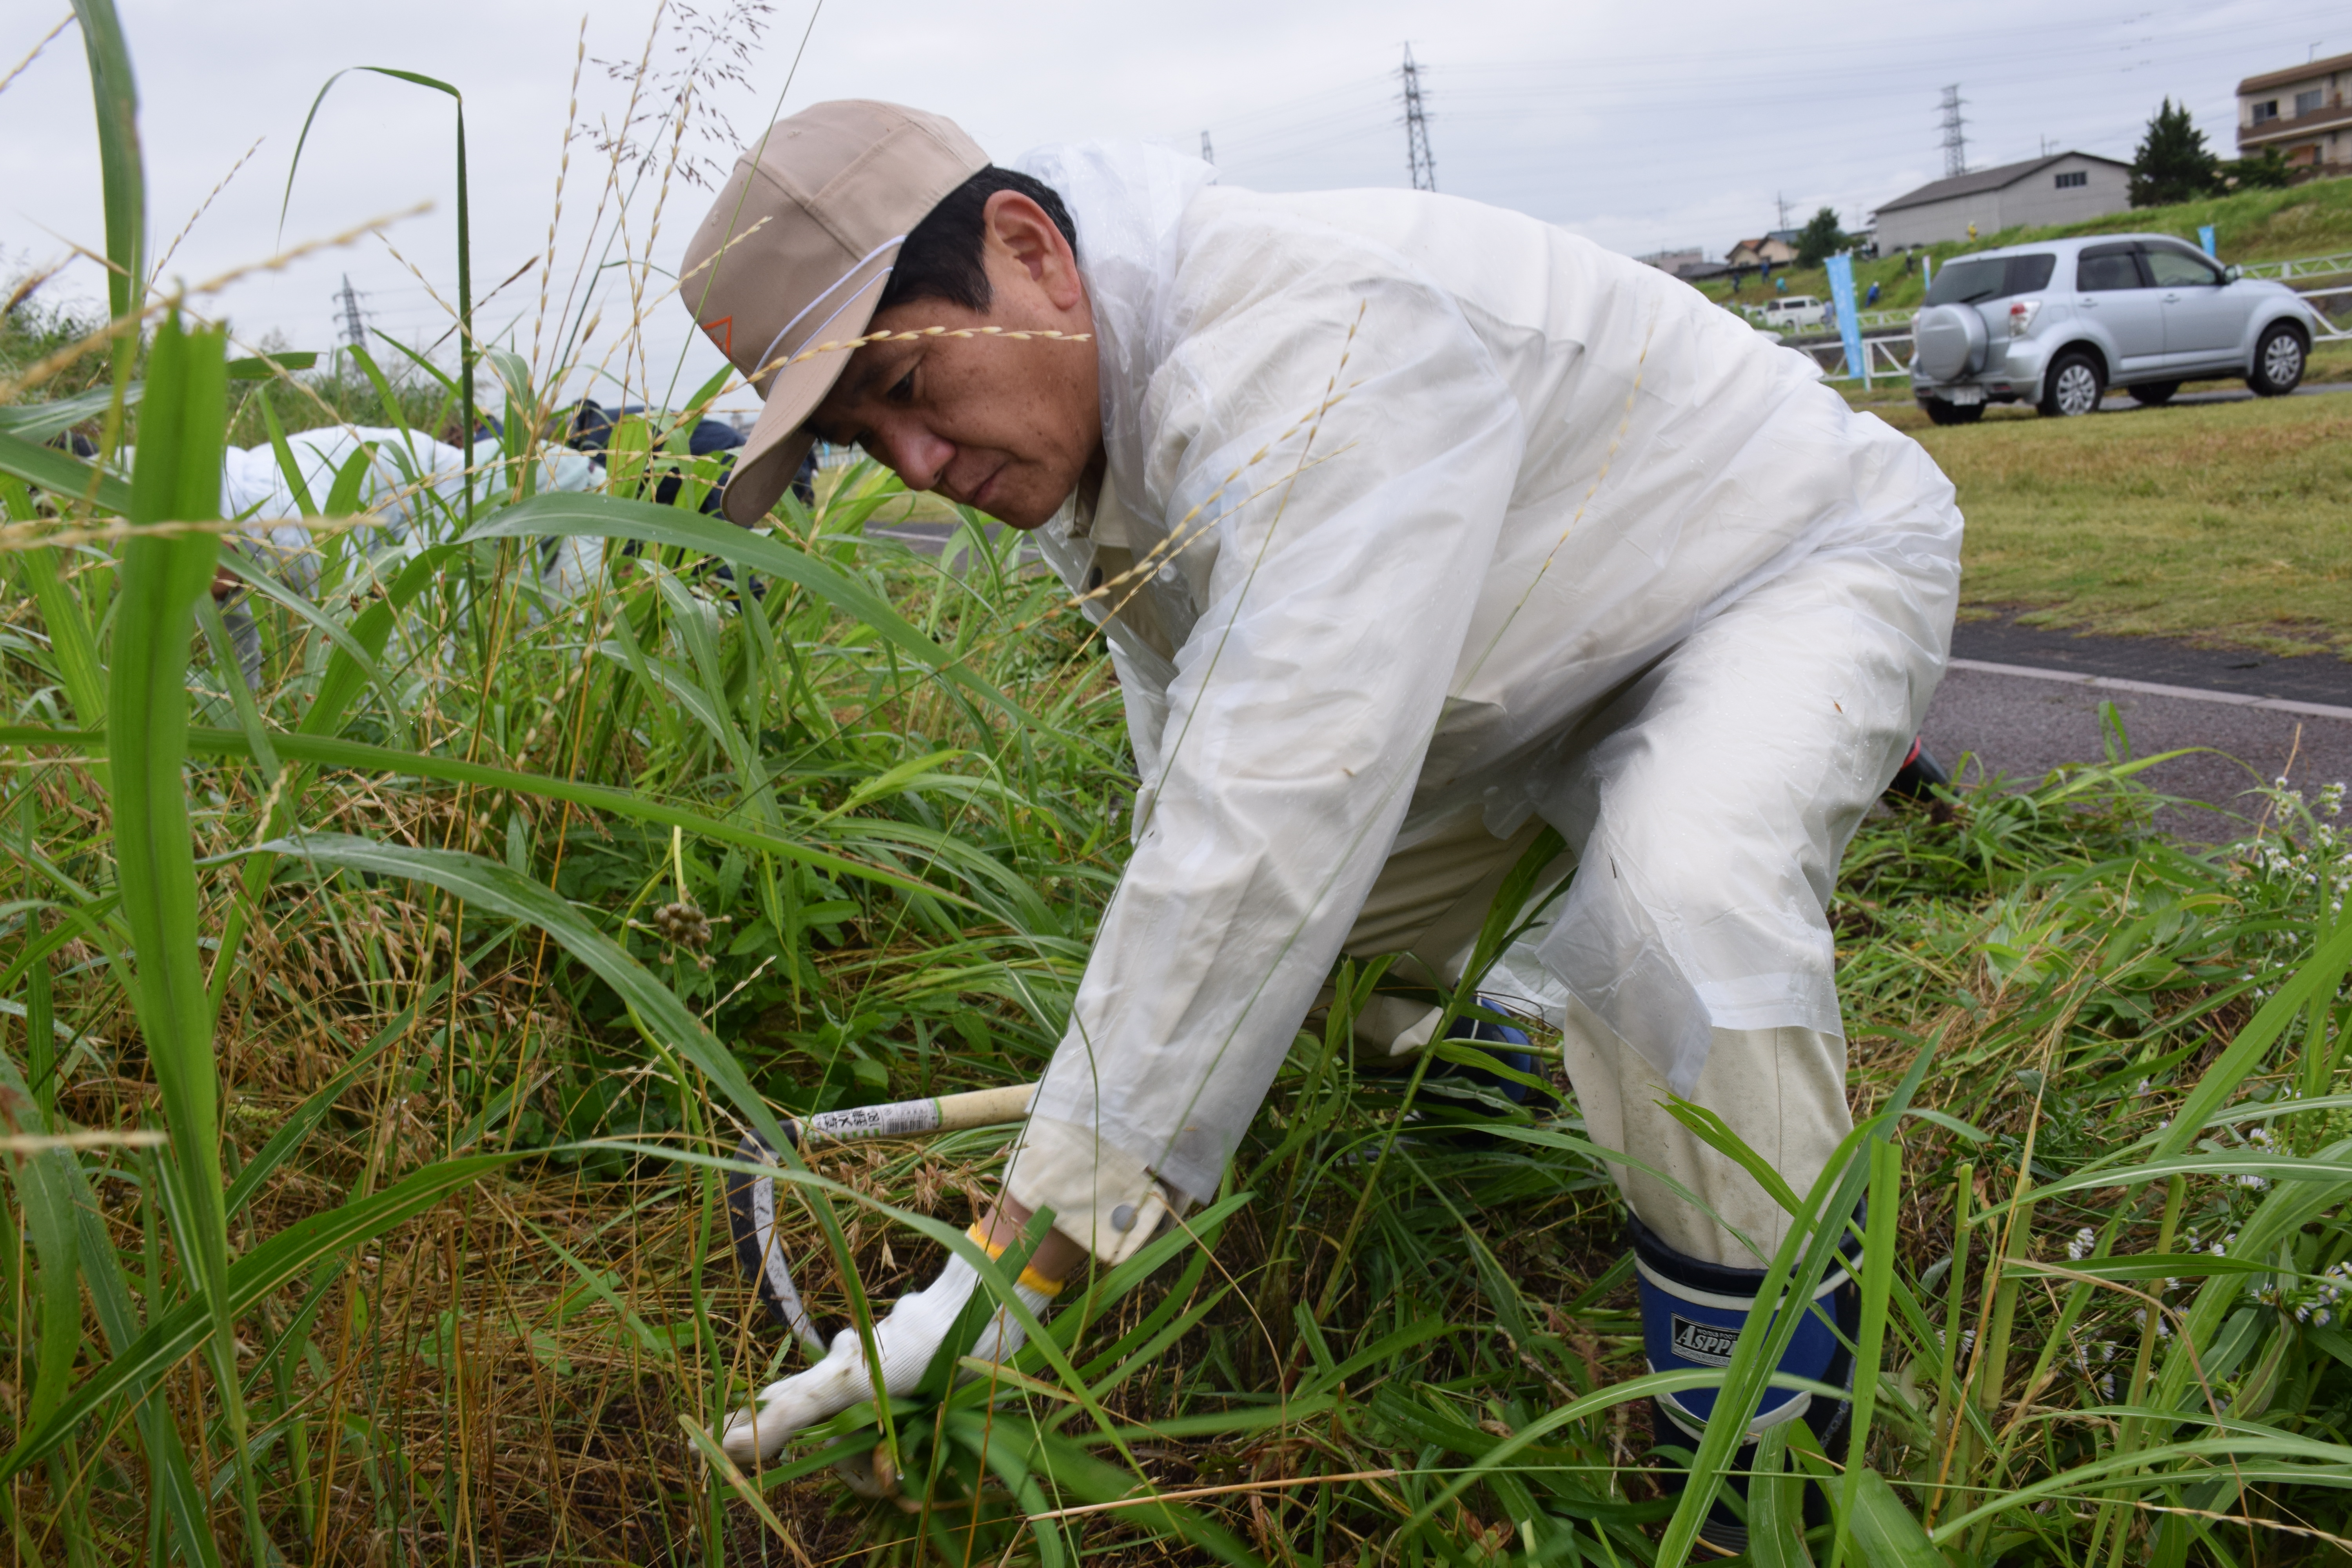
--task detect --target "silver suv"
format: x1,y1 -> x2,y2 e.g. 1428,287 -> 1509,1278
1910,234 -> 2320,424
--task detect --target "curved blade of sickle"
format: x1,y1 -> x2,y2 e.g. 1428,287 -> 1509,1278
721,1084 -> 1038,1352
725,1134 -> 829,1354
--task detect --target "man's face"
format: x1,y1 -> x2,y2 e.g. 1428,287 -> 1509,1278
806,193 -> 1100,529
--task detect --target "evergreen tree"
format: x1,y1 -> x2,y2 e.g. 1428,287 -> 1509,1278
2130,98 -> 2220,207
1795,206 -> 1849,268
2222,147 -> 2295,191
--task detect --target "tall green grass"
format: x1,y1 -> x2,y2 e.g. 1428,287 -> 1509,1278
3,3 -> 2350,1563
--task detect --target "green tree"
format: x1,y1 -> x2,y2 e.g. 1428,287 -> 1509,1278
2130,97 -> 2220,207
1795,205 -> 1849,267
2222,147 -> 2295,190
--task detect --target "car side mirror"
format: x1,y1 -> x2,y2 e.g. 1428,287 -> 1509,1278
2224,264 -> 2243,282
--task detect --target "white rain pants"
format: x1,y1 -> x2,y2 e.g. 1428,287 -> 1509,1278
218,426 -> 601,597
993,143 -> 1961,1265
1327,539 -> 1929,1265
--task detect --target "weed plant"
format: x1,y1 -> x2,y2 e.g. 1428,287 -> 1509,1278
2,4 -> 2350,1564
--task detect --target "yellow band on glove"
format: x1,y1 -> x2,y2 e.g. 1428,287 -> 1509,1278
967,1220 -> 1065,1297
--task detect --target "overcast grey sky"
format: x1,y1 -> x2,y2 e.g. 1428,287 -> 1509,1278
5,0 -> 2339,418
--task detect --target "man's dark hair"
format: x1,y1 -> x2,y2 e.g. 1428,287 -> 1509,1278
878,167 -> 1077,315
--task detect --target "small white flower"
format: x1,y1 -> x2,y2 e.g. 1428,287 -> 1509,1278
2068,1227 -> 2096,1261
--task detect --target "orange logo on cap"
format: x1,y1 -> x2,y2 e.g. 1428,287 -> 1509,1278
701,315 -> 735,357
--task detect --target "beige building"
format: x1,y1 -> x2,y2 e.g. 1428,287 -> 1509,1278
1871,153 -> 2131,249
2238,51 -> 2352,174
1725,235 -> 1797,269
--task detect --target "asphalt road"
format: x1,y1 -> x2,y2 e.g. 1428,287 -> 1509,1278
1846,376 -> 2352,419
857,512 -> 2352,844
1925,625 -> 2352,840
2123,379 -> 2352,408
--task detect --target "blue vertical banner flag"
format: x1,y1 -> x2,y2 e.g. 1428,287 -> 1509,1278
1825,253 -> 1868,387
2198,224 -> 2218,257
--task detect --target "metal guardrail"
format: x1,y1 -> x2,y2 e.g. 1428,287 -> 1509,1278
2240,250 -> 2352,282
1798,336 -> 1913,381
2299,283 -> 2352,341
1806,294 -> 2351,379
1759,247 -> 2352,373
1744,249 -> 2352,332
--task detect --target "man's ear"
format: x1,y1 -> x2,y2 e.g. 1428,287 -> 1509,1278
982,191 -> 1084,311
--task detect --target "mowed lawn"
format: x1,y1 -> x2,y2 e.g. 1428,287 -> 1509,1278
1867,391 -> 2352,655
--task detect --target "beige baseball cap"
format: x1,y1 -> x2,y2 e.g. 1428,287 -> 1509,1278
680,101 -> 989,525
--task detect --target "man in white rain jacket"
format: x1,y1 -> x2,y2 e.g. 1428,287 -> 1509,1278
685,103 -> 1960,1500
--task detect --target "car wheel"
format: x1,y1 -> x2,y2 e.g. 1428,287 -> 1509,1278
1921,398 -> 1985,426
2127,380 -> 2181,407
2249,323 -> 2307,396
2038,352 -> 2104,417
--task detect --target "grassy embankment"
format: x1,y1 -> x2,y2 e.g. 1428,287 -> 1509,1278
1736,178 -> 2352,399
1706,180 -> 2352,655
5,7 -> 2352,1566
1695,176 -> 2352,321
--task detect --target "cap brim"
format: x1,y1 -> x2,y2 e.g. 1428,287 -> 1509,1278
720,269 -> 891,526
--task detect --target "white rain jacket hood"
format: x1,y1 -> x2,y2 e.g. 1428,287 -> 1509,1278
1002,143 -> 1960,1255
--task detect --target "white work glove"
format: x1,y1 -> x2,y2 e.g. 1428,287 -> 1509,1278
720,1245 -> 1057,1463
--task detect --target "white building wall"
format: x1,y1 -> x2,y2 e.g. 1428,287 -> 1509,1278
1995,158 -> 2131,229
1877,193 -> 2007,250
1877,158 -> 2130,248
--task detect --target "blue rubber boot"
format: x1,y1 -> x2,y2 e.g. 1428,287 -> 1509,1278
1425,1007 -> 1542,1105
1630,1209 -> 1862,1554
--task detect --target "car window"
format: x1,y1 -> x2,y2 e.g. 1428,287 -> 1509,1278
1923,257 -> 2010,306
2075,244 -> 2147,291
2144,245 -> 2223,287
2005,254 -> 2057,294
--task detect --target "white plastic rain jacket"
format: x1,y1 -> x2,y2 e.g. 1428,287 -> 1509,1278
1000,145 -> 1961,1258
219,426 -> 600,594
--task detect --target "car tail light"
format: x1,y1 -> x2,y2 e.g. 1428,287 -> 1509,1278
2008,299 -> 2042,336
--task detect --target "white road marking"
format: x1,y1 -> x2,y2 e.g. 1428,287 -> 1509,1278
1949,658 -> 2352,723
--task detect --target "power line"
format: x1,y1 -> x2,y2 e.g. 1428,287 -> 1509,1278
1401,44 -> 1436,192
1940,83 -> 1971,177
1188,3 -> 2332,187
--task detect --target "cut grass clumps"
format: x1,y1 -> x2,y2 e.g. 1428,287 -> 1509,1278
4,3 -> 2352,1564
